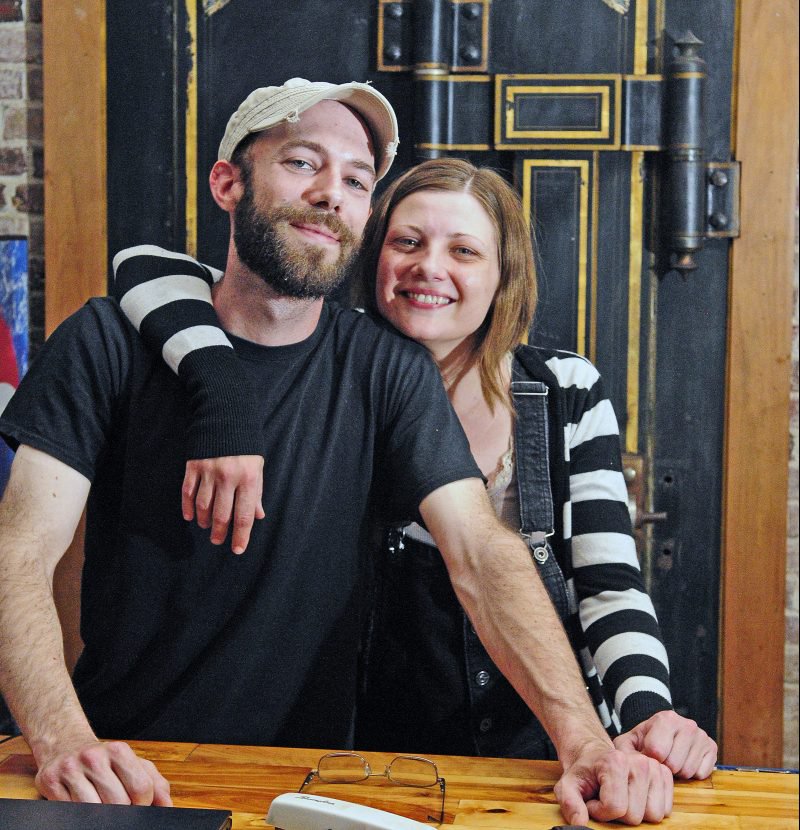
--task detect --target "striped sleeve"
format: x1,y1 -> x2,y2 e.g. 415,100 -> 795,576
111,245 -> 264,459
547,351 -> 672,732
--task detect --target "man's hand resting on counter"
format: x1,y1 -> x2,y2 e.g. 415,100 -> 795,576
555,738 -> 673,825
34,736 -> 171,806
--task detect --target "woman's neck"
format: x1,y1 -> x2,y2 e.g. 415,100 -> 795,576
435,347 -> 514,480
433,338 -> 475,395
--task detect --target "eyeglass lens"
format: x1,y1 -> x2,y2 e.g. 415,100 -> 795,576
317,752 -> 370,783
387,756 -> 438,788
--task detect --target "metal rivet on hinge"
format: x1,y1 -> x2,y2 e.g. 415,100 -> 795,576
708,169 -> 728,187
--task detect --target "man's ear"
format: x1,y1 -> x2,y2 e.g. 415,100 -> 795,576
209,160 -> 244,212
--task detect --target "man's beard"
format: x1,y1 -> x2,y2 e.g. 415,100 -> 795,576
233,182 -> 359,300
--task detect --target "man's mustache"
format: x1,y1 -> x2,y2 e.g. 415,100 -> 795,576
268,205 -> 359,250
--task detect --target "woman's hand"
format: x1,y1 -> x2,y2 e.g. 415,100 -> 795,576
182,456 -> 265,554
613,710 -> 718,780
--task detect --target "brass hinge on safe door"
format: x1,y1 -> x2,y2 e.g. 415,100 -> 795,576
378,0 -> 489,72
660,32 -> 741,275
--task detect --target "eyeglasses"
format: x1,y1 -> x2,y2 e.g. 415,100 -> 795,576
299,751 -> 446,824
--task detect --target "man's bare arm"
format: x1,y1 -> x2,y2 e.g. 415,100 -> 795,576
420,478 -> 673,826
0,445 -> 171,805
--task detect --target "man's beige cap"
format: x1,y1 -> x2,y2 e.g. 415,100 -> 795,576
218,77 -> 400,181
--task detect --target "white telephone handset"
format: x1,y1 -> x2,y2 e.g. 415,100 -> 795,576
266,793 -> 429,830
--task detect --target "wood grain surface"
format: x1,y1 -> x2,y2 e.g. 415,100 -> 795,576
0,737 -> 796,829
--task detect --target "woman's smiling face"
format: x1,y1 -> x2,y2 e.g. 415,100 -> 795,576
375,189 -> 501,360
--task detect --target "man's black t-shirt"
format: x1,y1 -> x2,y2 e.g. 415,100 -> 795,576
0,298 -> 479,747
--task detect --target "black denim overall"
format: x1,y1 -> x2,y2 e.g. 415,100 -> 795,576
357,380 -> 571,760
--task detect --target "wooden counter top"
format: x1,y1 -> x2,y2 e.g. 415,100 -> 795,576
0,736 -> 796,828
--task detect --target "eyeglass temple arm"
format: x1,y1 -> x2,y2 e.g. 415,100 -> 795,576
426,777 -> 446,824
298,770 -> 317,792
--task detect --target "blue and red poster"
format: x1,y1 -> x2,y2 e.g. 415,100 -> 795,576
0,238 -> 27,497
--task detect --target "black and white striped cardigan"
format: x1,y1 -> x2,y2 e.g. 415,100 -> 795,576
512,344 -> 671,734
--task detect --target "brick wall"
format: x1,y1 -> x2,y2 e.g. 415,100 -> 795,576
785,169 -> 799,769
0,0 -> 42,355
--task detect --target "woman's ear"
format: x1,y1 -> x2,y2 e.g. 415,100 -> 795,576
209,160 -> 244,212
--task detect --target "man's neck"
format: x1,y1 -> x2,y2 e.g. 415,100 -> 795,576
212,256 -> 324,347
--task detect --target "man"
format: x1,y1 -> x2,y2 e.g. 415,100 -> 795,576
0,79 -> 707,825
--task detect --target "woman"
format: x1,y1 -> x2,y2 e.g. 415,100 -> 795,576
352,159 -> 666,758
111,158 -> 715,774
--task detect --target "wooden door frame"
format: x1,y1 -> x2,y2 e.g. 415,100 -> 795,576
43,0 -> 797,763
719,0 -> 798,765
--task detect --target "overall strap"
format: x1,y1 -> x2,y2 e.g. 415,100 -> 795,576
510,378 -> 554,541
